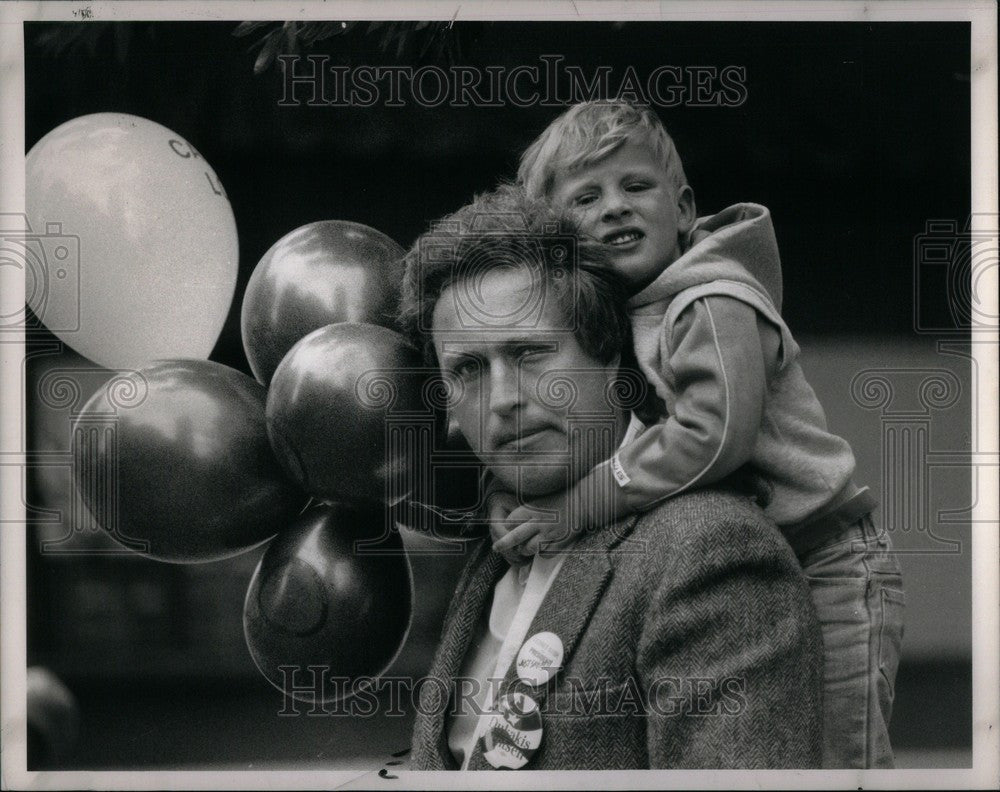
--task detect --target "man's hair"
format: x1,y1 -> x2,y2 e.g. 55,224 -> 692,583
398,183 -> 632,369
516,101 -> 689,200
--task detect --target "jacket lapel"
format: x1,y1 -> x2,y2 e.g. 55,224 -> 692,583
465,518 -> 638,770
519,547 -> 614,705
416,539 -> 507,769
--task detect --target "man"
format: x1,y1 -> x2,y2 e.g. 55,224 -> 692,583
398,185 -> 823,770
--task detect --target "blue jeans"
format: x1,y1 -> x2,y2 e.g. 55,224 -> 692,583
798,514 -> 905,768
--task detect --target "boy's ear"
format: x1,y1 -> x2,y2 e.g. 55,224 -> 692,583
676,185 -> 696,234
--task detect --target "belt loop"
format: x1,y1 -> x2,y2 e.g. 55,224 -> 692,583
787,489 -> 878,559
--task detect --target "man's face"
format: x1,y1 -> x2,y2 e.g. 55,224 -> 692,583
549,142 -> 695,293
432,265 -> 621,497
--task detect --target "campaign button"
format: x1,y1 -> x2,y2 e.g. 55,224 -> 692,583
480,691 -> 543,770
516,631 -> 564,687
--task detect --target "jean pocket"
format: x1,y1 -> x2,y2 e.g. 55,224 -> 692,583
877,586 -> 906,706
800,540 -> 869,580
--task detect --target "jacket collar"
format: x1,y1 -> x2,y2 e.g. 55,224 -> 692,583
428,515 -> 640,770
417,538 -> 505,769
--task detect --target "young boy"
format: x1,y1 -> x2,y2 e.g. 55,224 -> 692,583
490,101 -> 904,769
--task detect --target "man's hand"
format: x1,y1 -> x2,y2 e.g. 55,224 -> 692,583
492,489 -> 581,559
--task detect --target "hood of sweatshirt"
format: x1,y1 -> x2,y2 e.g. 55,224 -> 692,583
628,203 -> 783,313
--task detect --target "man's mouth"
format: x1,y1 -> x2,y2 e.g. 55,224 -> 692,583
602,228 -> 644,247
494,427 -> 550,450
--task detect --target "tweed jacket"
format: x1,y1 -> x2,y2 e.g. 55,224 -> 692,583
411,488 -> 824,770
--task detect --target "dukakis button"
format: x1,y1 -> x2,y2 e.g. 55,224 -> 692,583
479,691 -> 543,770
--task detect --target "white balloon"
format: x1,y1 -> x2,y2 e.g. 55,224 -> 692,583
25,113 -> 238,369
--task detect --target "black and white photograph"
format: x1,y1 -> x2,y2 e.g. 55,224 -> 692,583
1,1 -> 997,788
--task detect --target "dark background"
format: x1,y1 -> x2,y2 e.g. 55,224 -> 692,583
23,20 -> 972,769
25,20 -> 972,369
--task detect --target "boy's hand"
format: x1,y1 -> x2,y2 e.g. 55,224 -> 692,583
492,490 -> 581,559
687,225 -> 712,248
486,490 -> 525,567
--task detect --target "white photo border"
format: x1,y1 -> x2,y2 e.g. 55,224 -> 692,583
1,1 -> 996,789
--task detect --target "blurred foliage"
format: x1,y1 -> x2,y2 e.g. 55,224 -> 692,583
32,22 -> 140,62
232,21 -> 467,74
32,20 -> 467,74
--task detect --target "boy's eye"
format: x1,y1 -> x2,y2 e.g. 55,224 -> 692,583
625,181 -> 651,192
573,192 -> 597,207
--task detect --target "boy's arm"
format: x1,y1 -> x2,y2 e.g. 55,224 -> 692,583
494,296 -> 780,556
608,295 -> 779,513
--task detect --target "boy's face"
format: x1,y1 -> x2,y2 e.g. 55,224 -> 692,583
550,142 -> 695,293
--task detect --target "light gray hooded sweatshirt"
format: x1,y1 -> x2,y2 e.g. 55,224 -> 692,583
594,202 -> 861,528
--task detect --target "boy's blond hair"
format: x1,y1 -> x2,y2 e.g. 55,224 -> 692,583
397,183 -> 632,369
517,101 -> 689,200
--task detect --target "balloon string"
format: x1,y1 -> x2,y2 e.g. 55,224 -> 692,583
406,500 -> 478,524
298,496 -> 478,525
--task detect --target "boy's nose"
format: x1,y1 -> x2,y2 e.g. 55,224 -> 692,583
601,192 -> 632,221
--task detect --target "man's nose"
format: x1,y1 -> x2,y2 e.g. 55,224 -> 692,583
486,359 -> 521,416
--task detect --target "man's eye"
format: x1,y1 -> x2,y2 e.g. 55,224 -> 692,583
517,346 -> 548,361
452,358 -> 480,378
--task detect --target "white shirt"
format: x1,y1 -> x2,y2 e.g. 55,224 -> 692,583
446,413 -> 644,768
447,551 -> 566,768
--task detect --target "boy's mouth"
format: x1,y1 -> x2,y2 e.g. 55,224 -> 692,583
602,228 -> 644,247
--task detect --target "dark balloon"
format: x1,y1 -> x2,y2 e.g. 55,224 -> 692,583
396,420 -> 488,542
266,322 -> 442,505
241,220 -> 405,384
73,359 -> 306,563
243,501 -> 412,703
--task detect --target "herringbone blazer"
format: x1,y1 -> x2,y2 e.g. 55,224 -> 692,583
411,488 -> 824,770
